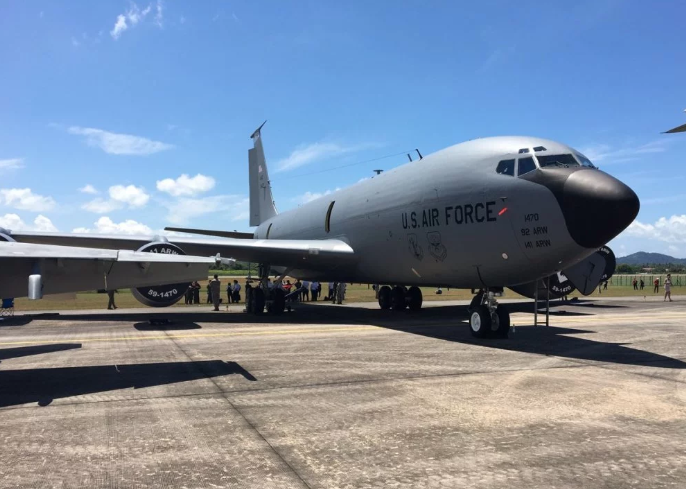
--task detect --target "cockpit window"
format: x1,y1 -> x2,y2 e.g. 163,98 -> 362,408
518,157 -> 536,176
574,152 -> 596,168
536,154 -> 580,169
496,159 -> 515,176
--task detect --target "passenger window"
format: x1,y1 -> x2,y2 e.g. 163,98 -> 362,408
325,201 -> 335,233
496,159 -> 515,176
518,157 -> 536,176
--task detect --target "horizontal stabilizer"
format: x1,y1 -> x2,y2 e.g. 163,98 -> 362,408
165,227 -> 254,240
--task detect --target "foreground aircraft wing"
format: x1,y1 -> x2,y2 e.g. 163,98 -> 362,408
663,122 -> 686,134
8,232 -> 357,272
0,241 -> 218,263
0,241 -> 220,299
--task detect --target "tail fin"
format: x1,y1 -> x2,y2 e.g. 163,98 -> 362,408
249,121 -> 278,227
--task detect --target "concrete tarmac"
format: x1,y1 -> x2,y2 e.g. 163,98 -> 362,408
1,298 -> 686,488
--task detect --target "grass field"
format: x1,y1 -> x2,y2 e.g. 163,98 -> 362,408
8,276 -> 682,312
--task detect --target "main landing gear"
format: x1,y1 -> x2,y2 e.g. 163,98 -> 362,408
378,285 -> 423,311
468,288 -> 510,339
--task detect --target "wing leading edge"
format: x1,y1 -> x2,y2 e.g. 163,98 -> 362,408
8,232 -> 357,272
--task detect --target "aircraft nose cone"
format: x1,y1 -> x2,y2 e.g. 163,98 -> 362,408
561,170 -> 640,248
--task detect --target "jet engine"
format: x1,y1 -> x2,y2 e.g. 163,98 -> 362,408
130,241 -> 193,307
510,246 -> 616,299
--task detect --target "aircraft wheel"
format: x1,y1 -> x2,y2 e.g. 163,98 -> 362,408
391,286 -> 406,311
407,286 -> 423,311
269,288 -> 286,314
494,307 -> 510,338
378,286 -> 392,310
469,305 -> 492,338
252,287 -> 265,315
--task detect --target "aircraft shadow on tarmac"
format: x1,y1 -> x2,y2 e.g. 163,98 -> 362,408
0,343 -> 82,363
0,359 -> 256,408
27,300 -> 685,370
134,321 -> 202,331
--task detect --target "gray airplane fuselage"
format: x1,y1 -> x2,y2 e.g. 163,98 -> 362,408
256,136 -> 639,288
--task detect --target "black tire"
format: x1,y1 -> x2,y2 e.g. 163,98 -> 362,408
494,307 -> 510,338
252,287 -> 265,315
407,286 -> 423,311
271,288 -> 286,315
391,286 -> 406,311
378,285 -> 392,310
469,305 -> 492,338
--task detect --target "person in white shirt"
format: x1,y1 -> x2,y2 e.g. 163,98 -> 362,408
664,274 -> 673,302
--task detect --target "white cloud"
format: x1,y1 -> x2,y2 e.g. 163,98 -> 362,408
163,195 -> 248,225
0,188 -> 56,212
109,185 -> 149,207
292,188 -> 340,205
73,216 -> 153,235
0,214 -> 58,232
154,0 -> 164,27
110,2 -> 161,39
79,184 -> 98,195
110,14 -> 128,40
0,159 -> 24,172
275,141 -> 374,172
625,215 -> 686,244
156,174 -> 215,197
71,36 -> 80,47
67,126 -> 173,155
579,140 -> 673,165
82,185 -> 149,213
82,198 -> 122,214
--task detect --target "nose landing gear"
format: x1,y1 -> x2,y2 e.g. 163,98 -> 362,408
469,288 -> 510,339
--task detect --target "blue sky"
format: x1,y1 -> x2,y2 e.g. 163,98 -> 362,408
1,0 -> 685,256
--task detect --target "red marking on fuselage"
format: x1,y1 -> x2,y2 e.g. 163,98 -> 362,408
498,207 -> 508,216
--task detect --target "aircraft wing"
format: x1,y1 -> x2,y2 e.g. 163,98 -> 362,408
0,241 -> 218,263
9,231 -> 357,272
663,122 -> 686,133
0,241 -> 222,300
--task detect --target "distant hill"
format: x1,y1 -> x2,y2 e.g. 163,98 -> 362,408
617,252 -> 686,265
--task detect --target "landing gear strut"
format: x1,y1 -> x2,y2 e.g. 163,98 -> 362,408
469,288 -> 510,339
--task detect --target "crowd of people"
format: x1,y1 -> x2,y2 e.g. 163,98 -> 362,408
189,276 -> 349,311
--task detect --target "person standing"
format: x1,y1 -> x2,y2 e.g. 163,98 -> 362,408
106,290 -> 117,310
206,282 -> 212,303
654,277 -> 660,294
232,280 -> 242,303
664,274 -> 673,302
192,281 -> 201,304
640,279 -> 645,290
210,275 -> 222,311
302,280 -> 310,301
633,278 -> 638,290
311,281 -> 319,301
336,282 -> 347,304
226,281 -> 233,305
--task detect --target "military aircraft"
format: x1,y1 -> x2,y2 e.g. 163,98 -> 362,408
663,109 -> 686,133
1,123 -> 639,338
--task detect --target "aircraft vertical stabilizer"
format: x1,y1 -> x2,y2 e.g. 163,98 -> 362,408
249,121 -> 278,227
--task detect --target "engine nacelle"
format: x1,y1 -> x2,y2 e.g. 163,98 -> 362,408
131,241 -> 192,307
510,246 -> 616,299
509,271 -> 576,300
